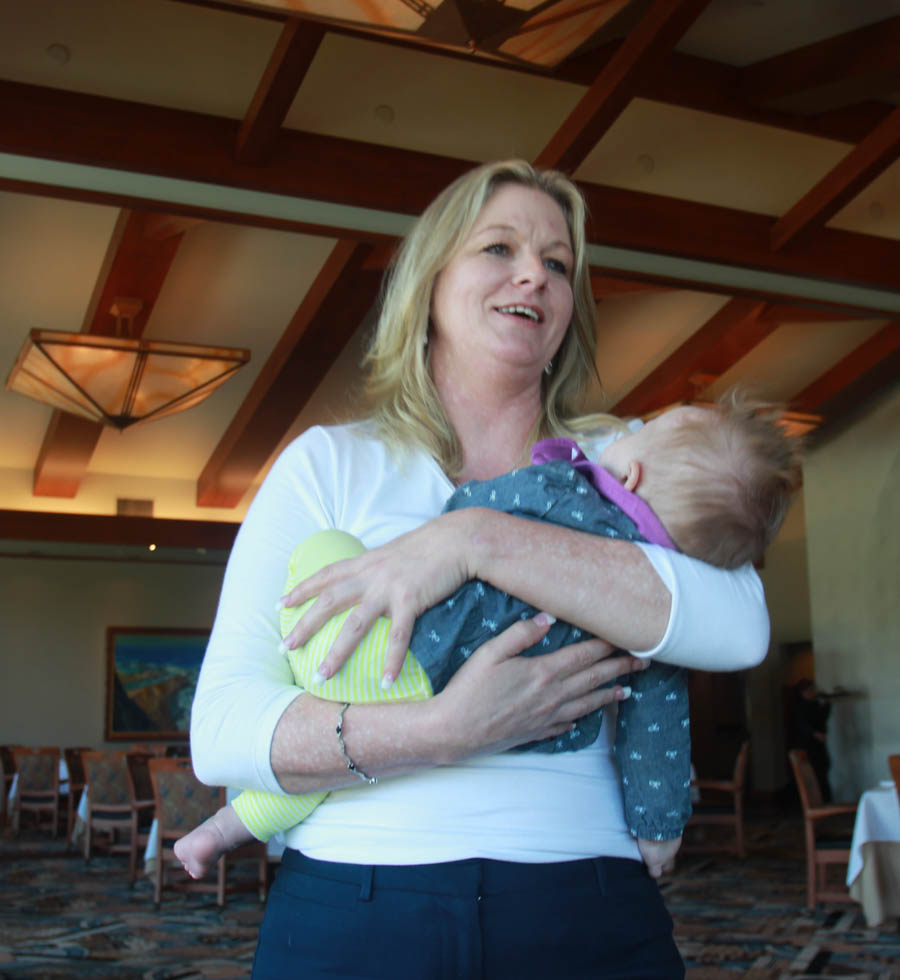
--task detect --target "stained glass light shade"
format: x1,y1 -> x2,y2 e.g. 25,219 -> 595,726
6,329 -> 250,429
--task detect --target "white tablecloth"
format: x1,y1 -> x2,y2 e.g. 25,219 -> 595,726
847,783 -> 900,883
847,782 -> 900,927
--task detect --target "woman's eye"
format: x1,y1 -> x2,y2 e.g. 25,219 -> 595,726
545,257 -> 568,276
483,242 -> 510,256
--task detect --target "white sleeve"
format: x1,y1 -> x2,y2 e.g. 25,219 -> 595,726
630,542 -> 770,671
190,428 -> 336,793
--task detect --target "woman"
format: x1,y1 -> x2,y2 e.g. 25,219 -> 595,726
191,160 -> 768,978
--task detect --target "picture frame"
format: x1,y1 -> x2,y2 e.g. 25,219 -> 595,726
105,626 -> 210,741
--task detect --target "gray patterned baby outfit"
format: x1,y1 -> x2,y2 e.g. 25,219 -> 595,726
407,438 -> 692,840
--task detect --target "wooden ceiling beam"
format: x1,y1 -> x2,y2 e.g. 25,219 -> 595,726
579,183 -> 900,297
739,15 -> 900,115
235,18 -> 327,165
792,322 -> 900,415
0,80 -> 468,218
196,240 -> 382,508
770,107 -> 900,251
32,210 -> 187,498
4,81 -> 900,299
611,298 -> 771,417
591,274 -> 670,298
0,509 -> 238,549
534,0 -> 712,172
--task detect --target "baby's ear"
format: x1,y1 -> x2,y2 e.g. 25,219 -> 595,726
623,460 -> 642,492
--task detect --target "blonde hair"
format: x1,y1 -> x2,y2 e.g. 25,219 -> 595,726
363,159 -> 612,479
646,391 -> 802,569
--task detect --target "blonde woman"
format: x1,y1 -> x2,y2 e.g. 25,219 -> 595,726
192,160 -> 769,979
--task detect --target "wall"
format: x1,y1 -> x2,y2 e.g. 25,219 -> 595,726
748,490 -> 812,795
803,384 -> 900,797
0,554 -> 224,748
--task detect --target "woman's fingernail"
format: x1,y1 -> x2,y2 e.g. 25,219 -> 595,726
617,685 -> 632,701
275,598 -> 286,611
278,641 -> 289,655
380,672 -> 395,691
534,612 -> 557,627
312,669 -> 329,686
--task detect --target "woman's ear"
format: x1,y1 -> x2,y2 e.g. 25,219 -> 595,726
623,460 -> 642,492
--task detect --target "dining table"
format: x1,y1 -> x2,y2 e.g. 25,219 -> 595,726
846,780 -> 900,927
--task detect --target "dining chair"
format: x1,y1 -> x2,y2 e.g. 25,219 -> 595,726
788,749 -> 857,910
889,754 -> 900,803
81,750 -> 136,864
147,757 -> 267,907
125,751 -> 157,885
683,740 -> 750,858
11,746 -> 61,836
0,744 -> 16,826
63,747 -> 91,847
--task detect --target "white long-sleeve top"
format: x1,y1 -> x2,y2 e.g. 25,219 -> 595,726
191,421 -> 769,865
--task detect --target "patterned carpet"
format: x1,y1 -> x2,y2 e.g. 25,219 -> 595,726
1,815 -> 897,979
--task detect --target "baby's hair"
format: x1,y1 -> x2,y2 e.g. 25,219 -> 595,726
649,390 -> 802,569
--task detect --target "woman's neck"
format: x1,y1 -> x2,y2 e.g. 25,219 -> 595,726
433,361 -> 543,483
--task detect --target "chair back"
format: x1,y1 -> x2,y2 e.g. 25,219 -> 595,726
732,740 -> 750,788
126,751 -> 155,805
148,757 -> 222,835
889,754 -> 900,802
1,745 -> 16,781
82,751 -> 130,806
12,746 -> 60,793
789,749 -> 824,810
63,747 -> 89,787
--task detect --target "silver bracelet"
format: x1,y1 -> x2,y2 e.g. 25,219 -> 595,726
336,703 -> 377,785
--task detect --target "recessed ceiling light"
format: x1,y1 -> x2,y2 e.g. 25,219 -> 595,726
46,43 -> 71,66
373,104 -> 395,125
637,154 -> 655,175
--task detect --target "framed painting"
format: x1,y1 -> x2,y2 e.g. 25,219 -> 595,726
105,626 -> 210,741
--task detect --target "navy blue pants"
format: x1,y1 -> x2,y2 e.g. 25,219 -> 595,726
250,850 -> 684,979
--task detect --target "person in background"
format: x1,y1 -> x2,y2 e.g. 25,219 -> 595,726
790,678 -> 833,801
190,159 -> 771,979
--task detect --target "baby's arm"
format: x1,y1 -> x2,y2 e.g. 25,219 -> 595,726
614,662 -> 692,865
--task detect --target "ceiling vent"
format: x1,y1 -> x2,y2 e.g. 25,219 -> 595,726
117,498 -> 154,518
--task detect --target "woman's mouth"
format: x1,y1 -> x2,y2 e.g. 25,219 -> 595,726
495,304 -> 543,323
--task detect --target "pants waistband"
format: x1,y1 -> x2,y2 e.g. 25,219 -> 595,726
279,849 -> 645,900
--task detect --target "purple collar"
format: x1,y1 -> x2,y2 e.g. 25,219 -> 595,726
531,437 -> 677,551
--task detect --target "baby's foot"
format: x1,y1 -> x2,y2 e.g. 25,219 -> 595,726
174,819 -> 228,879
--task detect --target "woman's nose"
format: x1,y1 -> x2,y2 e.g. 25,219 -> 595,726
513,250 -> 547,288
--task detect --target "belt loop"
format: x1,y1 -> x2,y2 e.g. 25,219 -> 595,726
359,865 -> 374,901
591,857 -> 607,894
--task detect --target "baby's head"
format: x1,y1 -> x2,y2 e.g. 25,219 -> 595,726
600,391 -> 802,568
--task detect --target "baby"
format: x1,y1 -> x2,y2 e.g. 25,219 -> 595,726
177,392 -> 799,879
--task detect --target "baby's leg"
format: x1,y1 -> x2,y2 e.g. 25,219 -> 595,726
174,804 -> 253,879
282,530 -> 433,703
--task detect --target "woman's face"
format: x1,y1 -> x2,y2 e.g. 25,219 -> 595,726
429,183 -> 575,384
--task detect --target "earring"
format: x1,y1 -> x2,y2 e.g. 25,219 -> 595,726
544,360 -> 553,375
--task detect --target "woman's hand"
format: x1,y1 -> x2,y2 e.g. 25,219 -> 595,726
429,613 -> 648,761
280,510 -> 478,684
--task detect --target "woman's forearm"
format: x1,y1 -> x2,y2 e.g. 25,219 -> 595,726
465,507 -> 769,670
467,508 -> 671,651
270,618 -> 647,792
270,695 -> 448,794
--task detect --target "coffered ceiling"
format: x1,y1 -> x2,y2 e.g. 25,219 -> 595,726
1,0 -> 898,555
